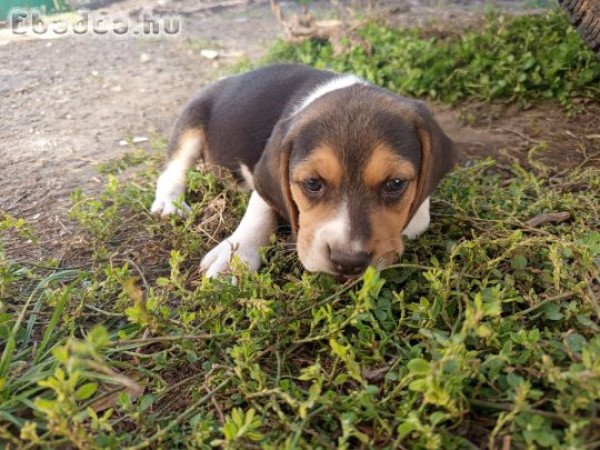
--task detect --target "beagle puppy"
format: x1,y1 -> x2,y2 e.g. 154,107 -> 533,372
151,63 -> 457,278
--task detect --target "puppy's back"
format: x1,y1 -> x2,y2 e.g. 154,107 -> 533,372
169,64 -> 335,178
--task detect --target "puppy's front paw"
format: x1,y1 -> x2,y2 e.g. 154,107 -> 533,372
150,196 -> 191,217
200,237 -> 262,278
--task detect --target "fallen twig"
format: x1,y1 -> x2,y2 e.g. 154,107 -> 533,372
471,398 -> 600,425
509,291 -> 574,319
127,377 -> 231,450
498,128 -> 542,144
362,365 -> 391,381
269,0 -> 372,56
525,211 -> 571,228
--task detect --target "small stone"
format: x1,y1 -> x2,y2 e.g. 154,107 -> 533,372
119,140 -> 128,146
200,49 -> 219,60
139,53 -> 151,63
132,136 -> 149,143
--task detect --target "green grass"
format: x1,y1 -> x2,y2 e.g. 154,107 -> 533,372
2,10 -> 600,450
267,10 -> 600,108
1,145 -> 599,449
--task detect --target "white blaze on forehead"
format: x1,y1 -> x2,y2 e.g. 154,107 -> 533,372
294,75 -> 367,115
314,201 -> 351,248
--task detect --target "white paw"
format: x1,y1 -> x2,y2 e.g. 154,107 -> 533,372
152,169 -> 191,217
150,195 -> 191,217
200,236 -> 262,278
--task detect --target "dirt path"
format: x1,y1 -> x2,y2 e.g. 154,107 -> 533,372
1,0 -> 597,262
1,0 -> 281,257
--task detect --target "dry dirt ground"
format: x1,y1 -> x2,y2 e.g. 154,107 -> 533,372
0,0 -> 598,262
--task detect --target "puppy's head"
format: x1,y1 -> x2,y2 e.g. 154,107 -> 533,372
254,84 -> 456,277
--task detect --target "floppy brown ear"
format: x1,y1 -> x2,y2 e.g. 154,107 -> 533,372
253,118 -> 299,238
408,101 -> 458,219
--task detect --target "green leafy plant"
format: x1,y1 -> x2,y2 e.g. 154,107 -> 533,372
2,148 -> 598,448
267,10 -> 600,108
212,408 -> 264,448
1,12 -> 600,448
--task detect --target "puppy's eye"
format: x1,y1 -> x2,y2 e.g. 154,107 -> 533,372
382,178 -> 407,197
303,178 -> 323,193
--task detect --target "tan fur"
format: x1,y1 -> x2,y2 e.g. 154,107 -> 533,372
291,184 -> 338,258
362,144 -> 416,188
368,182 -> 417,268
277,137 -> 299,235
402,107 -> 456,222
290,145 -> 343,187
290,146 -> 343,262
168,128 -> 213,172
289,141 -> 423,270
411,125 -> 432,220
361,144 -> 418,266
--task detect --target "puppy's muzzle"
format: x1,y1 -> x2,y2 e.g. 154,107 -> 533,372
329,248 -> 371,276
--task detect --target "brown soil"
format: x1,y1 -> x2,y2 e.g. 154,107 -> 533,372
1,0 -> 598,263
435,102 -> 600,170
1,0 -> 281,260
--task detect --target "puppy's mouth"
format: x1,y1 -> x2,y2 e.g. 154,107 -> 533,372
298,234 -> 401,278
333,272 -> 358,283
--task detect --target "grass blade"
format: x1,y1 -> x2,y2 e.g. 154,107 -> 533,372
22,270 -> 81,350
34,283 -> 74,364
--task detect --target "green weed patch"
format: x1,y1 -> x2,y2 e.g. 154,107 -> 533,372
2,10 -> 600,448
1,144 -> 599,448
267,10 -> 600,108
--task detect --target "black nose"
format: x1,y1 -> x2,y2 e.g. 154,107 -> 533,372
329,250 -> 370,275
